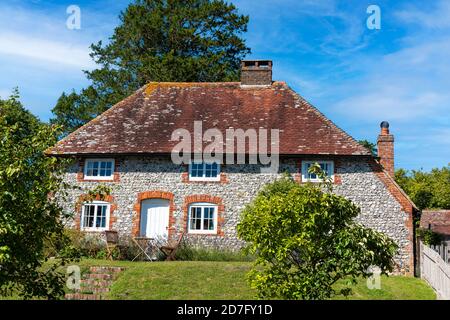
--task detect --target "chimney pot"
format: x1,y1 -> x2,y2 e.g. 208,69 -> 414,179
377,121 -> 394,177
380,121 -> 390,134
240,60 -> 273,86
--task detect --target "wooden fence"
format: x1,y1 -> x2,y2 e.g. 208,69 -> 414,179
420,241 -> 450,299
429,243 -> 450,264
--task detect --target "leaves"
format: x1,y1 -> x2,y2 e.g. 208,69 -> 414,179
237,175 -> 398,300
0,91 -> 72,299
395,166 -> 450,210
51,0 -> 250,136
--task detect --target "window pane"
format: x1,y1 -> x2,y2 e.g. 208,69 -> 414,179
83,205 -> 95,228
191,163 -> 205,177
92,162 -> 99,176
205,163 -> 212,177
95,205 -> 107,228
203,207 -> 215,230
86,161 -> 113,177
211,163 -> 218,177
190,207 -> 202,230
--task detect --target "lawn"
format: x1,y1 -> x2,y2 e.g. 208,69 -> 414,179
74,259 -> 435,300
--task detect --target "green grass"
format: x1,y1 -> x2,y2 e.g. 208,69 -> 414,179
1,259 -> 436,300
77,259 -> 435,300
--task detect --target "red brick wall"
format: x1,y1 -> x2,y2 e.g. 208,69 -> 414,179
377,134 -> 394,178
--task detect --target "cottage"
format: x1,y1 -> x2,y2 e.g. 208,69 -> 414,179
46,60 -> 418,274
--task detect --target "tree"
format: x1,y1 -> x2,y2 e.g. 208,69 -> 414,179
395,166 -> 450,210
358,139 -> 377,156
0,91 -> 71,299
237,170 -> 397,300
51,0 -> 250,136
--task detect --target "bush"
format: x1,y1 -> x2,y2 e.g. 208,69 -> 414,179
175,243 -> 254,262
237,174 -> 398,300
416,228 -> 443,246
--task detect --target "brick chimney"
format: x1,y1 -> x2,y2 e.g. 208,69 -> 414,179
377,121 -> 395,177
240,60 -> 272,86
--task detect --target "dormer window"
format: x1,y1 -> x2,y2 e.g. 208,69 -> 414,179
189,162 -> 220,182
84,159 -> 115,180
301,161 -> 334,183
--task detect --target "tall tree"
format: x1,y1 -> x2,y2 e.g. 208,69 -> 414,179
395,166 -> 450,210
0,91 -> 71,299
51,0 -> 250,136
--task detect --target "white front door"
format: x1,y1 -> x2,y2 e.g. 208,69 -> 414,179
140,199 -> 169,239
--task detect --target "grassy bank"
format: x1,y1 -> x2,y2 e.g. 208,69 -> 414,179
74,259 -> 435,300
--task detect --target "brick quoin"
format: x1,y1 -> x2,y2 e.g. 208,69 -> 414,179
183,195 -> 225,236
131,191 -> 176,239
74,194 -> 117,230
369,159 -> 416,275
77,158 -> 121,183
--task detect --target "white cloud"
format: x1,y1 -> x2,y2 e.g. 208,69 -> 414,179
333,89 -> 448,121
0,32 -> 95,69
395,0 -> 450,29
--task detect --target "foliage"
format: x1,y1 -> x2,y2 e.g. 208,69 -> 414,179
395,166 -> 450,210
175,243 -> 254,262
358,140 -> 377,156
416,228 -> 443,246
237,171 -> 398,300
51,0 -> 250,136
0,91 -> 72,299
75,184 -> 112,208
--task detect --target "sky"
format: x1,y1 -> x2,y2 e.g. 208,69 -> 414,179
0,0 -> 449,171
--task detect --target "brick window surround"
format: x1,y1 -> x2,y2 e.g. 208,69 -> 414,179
294,159 -> 342,185
131,191 -> 176,239
77,158 -> 120,182
74,194 -> 117,230
183,195 -> 225,236
181,165 -> 228,184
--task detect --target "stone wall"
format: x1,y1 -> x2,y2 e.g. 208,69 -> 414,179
60,156 -> 413,273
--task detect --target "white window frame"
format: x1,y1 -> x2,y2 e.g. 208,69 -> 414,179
301,160 -> 334,183
80,201 -> 110,232
188,202 -> 218,234
188,162 -> 221,182
83,158 -> 115,180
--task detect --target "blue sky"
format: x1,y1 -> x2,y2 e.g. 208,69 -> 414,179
0,0 -> 449,171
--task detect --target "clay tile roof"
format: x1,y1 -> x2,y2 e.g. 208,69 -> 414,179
46,81 -> 371,156
420,210 -> 450,236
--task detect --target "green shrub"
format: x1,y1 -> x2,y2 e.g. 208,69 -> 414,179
175,242 -> 254,262
416,228 -> 443,246
237,174 -> 398,300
